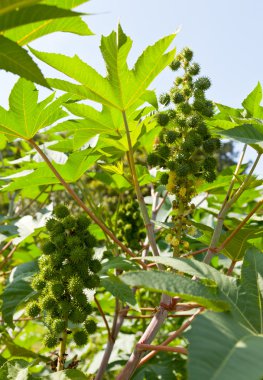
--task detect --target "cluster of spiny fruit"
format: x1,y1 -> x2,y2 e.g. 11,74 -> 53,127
147,47 -> 220,253
26,205 -> 101,348
116,198 -> 146,251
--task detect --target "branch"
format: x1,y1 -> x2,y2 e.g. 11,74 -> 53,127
136,343 -> 188,355
27,139 -> 147,270
94,295 -> 113,343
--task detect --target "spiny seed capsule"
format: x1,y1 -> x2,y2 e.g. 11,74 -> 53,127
53,205 -> 70,219
50,282 -> 64,298
203,157 -> 217,171
69,308 -> 86,323
188,62 -> 200,76
157,145 -> 170,159
68,276 -> 84,295
41,296 -> 56,311
159,93 -> 170,106
186,114 -> 202,128
73,330 -> 88,346
157,113 -> 169,126
204,170 -> 216,183
46,218 -> 58,232
175,163 -> 190,177
160,173 -> 169,185
42,241 -> 56,255
84,319 -> 97,334
170,59 -> 181,71
147,153 -> 159,167
31,275 -> 46,291
62,215 -> 76,229
167,109 -> 177,120
52,319 -> 66,333
89,259 -> 102,273
76,215 -> 90,230
44,334 -> 58,348
197,123 -> 209,137
166,130 -> 178,144
172,91 -> 184,104
26,301 -> 41,317
194,77 -> 211,91
203,139 -> 219,153
182,47 -> 193,62
180,102 -> 192,115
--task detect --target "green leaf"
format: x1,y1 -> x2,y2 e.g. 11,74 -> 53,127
0,36 -> 49,87
0,5 -> 82,32
0,78 -> 69,139
187,311 -> 263,380
242,82 -> 262,117
30,27 -> 176,111
0,1 -> 41,15
2,262 -> 37,326
121,271 -> 230,311
100,275 -> 137,307
217,123 -> 263,144
0,359 -> 32,380
100,256 -> 139,273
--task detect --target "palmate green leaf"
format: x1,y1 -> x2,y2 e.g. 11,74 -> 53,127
100,275 -> 137,307
242,82 -> 263,118
121,271 -> 229,311
30,26 -> 176,111
5,0 -> 92,45
0,36 -> 49,87
2,274 -> 35,326
0,4 -> 82,32
0,78 -> 69,139
1,150 -> 100,191
217,123 -> 263,144
0,359 -> 32,380
0,0 -> 41,15
186,311 -> 263,380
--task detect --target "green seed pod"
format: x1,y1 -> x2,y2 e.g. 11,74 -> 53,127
26,301 -> 41,318
59,300 -> 72,315
62,215 -> 77,230
50,282 -> 64,298
166,130 -> 178,144
72,292 -> 88,308
42,267 -> 58,281
182,139 -> 195,153
84,275 -> 100,289
170,59 -> 181,71
157,112 -> 169,127
89,259 -> 102,273
175,163 -> 190,177
160,173 -> 169,185
203,139 -> 217,153
193,97 -> 207,113
176,115 -> 186,127
180,102 -> 192,115
188,62 -> 200,76
68,275 -> 84,295
83,233 -> 97,248
159,93 -> 170,106
44,333 -> 58,348
73,330 -> 88,346
182,87 -> 192,97
174,77 -> 183,85
31,275 -> 46,291
52,319 -> 66,334
203,157 -> 217,171
76,214 -> 91,231
182,47 -> 193,62
147,153 -> 159,167
69,247 -> 87,264
84,319 -> 97,334
157,145 -> 170,159
172,91 -> 184,104
52,233 -> 66,247
67,235 -> 82,249
69,307 -> 86,323
188,131 -> 203,147
41,295 -> 56,311
42,241 -> 56,255
194,77 -> 211,91
51,222 -> 65,235
201,100 -> 214,117
204,170 -> 216,183
167,109 -> 177,120
46,218 -> 58,232
186,114 -> 202,128
53,205 -> 70,219
166,161 -> 177,171
197,123 -> 209,137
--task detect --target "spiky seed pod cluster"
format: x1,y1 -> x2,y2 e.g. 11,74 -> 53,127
26,205 -> 99,348
147,48 -> 220,255
116,199 -> 146,251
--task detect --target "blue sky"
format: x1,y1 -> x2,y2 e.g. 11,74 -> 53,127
0,0 -> 262,171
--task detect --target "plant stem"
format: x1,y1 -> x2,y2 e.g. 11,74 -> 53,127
138,307 -> 203,367
226,260 -> 236,276
27,139 -> 147,269
57,323 -> 68,371
203,150 -> 261,264
136,343 -> 188,354
94,295 -> 112,342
